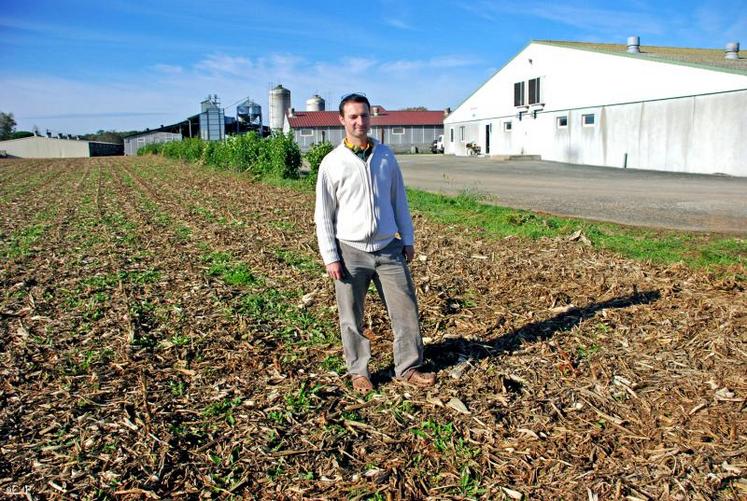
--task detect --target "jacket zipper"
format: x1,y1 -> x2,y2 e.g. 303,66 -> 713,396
350,146 -> 377,250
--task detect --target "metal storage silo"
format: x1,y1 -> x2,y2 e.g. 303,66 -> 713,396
199,94 -> 225,141
269,84 -> 291,130
237,99 -> 262,126
306,94 -> 325,111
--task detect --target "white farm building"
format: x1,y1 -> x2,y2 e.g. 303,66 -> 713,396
0,135 -> 123,158
444,39 -> 747,176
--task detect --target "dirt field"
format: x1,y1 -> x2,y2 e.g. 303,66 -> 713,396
1,156 -> 745,499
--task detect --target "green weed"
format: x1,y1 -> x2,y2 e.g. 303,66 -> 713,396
169,380 -> 186,397
458,466 -> 484,498
2,224 -> 46,259
170,333 -> 190,347
577,344 -> 601,360
412,419 -> 454,453
269,220 -> 296,231
203,252 -> 259,287
273,248 -> 320,272
321,355 -> 346,375
175,225 -> 192,240
203,397 -> 242,425
285,381 -> 321,415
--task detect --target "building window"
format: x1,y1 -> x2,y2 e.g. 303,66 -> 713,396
300,128 -> 313,136
459,126 -> 465,142
503,121 -> 512,131
450,128 -> 454,142
582,114 -> 595,127
391,127 -> 405,135
528,78 -> 541,105
137,138 -> 145,144
557,116 -> 568,128
514,82 -> 525,106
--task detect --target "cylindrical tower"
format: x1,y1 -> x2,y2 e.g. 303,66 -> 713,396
269,85 -> 291,130
237,99 -> 262,126
306,94 -> 325,112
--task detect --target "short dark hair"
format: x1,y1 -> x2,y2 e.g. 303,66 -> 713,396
339,93 -> 370,116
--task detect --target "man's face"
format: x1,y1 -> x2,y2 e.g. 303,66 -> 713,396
339,101 -> 370,142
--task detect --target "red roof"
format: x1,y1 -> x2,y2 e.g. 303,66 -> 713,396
287,107 -> 444,128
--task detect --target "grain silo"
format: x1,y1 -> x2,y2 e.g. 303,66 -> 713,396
237,99 -> 262,126
199,95 -> 225,141
269,85 -> 291,130
306,94 -> 325,111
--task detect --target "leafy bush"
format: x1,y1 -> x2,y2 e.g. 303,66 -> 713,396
147,132 -> 301,180
262,132 -> 301,179
137,143 -> 162,155
304,141 -> 334,183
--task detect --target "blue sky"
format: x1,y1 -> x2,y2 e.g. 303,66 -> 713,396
1,0 -> 745,134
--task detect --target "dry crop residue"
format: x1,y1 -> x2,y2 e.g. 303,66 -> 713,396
1,156 -> 745,499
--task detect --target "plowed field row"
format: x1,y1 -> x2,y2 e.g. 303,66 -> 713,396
1,156 -> 745,499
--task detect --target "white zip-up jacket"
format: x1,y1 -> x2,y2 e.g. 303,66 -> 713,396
314,139 -> 415,265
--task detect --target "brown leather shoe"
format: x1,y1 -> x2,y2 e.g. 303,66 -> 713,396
397,369 -> 436,388
351,375 -> 373,394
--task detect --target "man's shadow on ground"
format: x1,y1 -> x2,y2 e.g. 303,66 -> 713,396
371,290 -> 660,385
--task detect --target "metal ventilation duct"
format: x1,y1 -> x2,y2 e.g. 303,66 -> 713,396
725,42 -> 740,60
627,36 -> 641,54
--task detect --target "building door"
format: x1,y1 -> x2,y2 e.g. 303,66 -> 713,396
516,115 -> 540,155
485,124 -> 491,154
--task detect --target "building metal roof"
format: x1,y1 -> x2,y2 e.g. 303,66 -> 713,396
0,135 -> 119,146
287,107 -> 444,128
536,40 -> 747,75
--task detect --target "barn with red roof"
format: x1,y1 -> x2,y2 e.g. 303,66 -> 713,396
283,105 -> 446,153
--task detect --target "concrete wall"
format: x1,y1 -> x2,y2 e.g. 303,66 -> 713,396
0,136 -> 91,158
292,125 -> 443,153
444,89 -> 747,176
124,131 -> 182,156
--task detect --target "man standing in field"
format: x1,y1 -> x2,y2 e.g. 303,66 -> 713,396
314,93 -> 436,393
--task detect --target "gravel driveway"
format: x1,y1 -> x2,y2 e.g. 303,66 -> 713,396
398,155 -> 747,234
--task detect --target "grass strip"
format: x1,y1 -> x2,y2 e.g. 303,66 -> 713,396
406,189 -> 746,270
181,159 -> 746,271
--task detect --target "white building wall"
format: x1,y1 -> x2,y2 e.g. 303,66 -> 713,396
0,136 -> 91,158
447,43 -> 747,124
445,42 -> 747,176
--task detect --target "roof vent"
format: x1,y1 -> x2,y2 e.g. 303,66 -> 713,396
627,36 -> 641,54
372,106 -> 380,116
288,107 -> 295,117
444,107 -> 451,117
725,41 -> 740,60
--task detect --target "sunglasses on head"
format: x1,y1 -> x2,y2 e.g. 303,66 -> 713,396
340,92 -> 367,101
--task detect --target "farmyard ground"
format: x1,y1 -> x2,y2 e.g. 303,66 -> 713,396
1,157 -> 745,499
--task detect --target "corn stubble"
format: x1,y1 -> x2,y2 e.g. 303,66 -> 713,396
0,156 -> 745,499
